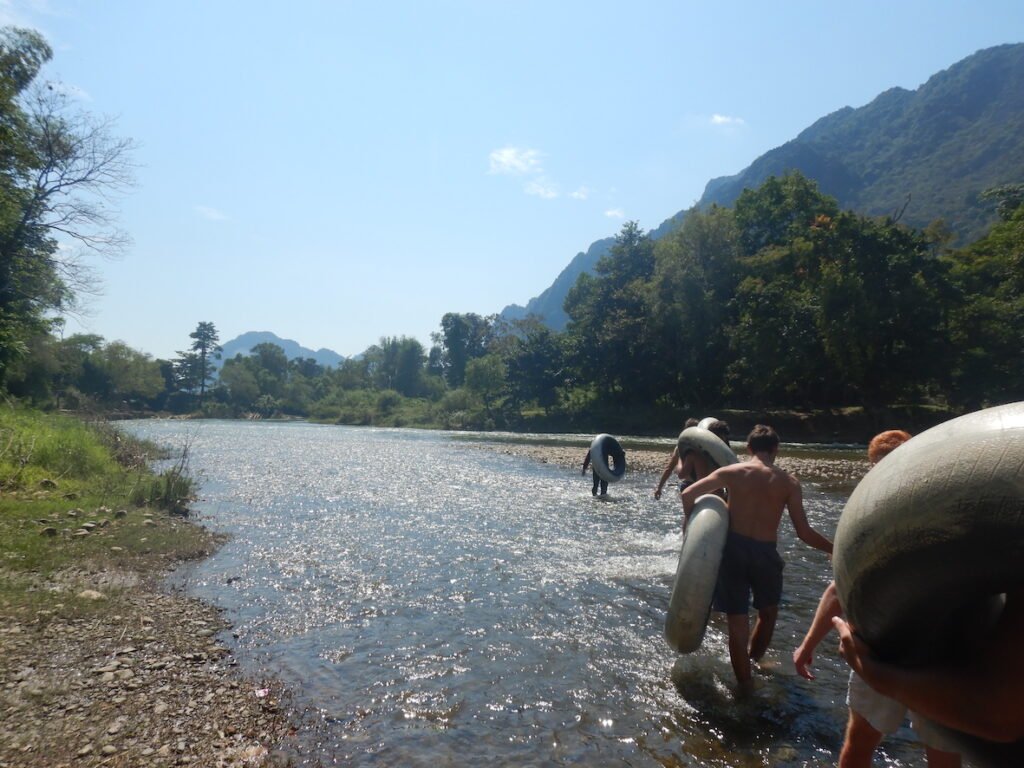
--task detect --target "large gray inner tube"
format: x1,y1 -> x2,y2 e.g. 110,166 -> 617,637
590,433 -> 626,483
834,401 -> 1024,764
665,494 -> 729,653
676,426 -> 739,471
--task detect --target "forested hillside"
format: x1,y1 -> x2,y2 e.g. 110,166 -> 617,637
4,28 -> 1023,439
504,43 -> 1024,330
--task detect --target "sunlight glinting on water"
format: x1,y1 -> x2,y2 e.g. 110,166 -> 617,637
129,420 -> 927,767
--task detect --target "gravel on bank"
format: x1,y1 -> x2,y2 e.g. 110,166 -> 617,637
0,525 -> 293,768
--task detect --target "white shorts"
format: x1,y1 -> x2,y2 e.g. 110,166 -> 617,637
847,672 -> 958,752
848,671 -> 907,733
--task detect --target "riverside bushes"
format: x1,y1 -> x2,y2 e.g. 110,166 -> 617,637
0,405 -> 209,611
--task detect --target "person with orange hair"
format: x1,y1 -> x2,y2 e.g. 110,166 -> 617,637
792,429 -> 961,768
867,429 -> 912,465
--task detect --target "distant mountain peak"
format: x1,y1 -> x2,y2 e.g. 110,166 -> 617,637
217,331 -> 345,369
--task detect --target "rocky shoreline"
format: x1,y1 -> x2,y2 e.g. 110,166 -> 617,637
0,521 -> 293,768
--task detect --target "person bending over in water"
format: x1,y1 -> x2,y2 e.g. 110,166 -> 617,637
654,419 -> 730,500
793,430 -> 961,768
681,424 -> 833,689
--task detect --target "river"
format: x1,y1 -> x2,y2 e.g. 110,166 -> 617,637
123,420 -> 927,767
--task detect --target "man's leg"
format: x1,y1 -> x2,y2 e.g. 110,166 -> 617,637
600,479 -> 608,495
725,613 -> 752,685
839,710 -> 884,768
749,605 -> 778,661
592,472 -> 599,496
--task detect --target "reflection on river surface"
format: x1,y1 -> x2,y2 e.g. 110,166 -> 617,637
125,420 -> 926,767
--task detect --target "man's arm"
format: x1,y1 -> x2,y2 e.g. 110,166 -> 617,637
785,479 -> 833,555
581,450 -> 591,475
680,466 -> 729,517
654,447 -> 680,499
793,581 -> 842,680
834,591 -> 1024,743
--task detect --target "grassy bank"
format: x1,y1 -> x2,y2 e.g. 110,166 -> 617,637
0,405 -> 291,766
0,406 -> 211,614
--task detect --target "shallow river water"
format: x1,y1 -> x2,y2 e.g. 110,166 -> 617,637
124,420 -> 927,767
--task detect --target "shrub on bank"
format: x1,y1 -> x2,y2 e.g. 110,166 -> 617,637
0,404 -> 212,616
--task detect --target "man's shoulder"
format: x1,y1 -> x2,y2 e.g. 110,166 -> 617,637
777,465 -> 801,493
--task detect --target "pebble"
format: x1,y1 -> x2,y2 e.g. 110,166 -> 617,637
0,573 -> 291,767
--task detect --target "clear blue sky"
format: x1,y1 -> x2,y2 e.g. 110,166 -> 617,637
5,1 -> 1023,360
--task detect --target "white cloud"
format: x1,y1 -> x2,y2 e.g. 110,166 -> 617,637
524,178 -> 558,199
710,113 -> 746,127
604,208 -> 625,219
570,186 -> 589,200
195,205 -> 228,221
488,146 -> 543,176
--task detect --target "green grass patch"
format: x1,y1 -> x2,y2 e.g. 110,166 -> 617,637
0,404 -> 217,619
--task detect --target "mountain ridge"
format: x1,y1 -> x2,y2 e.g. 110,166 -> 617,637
217,331 -> 345,369
501,42 -> 1024,331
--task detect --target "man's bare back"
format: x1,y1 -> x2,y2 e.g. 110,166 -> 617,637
680,433 -> 831,554
710,457 -> 801,542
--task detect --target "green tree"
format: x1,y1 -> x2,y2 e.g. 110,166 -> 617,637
364,336 -> 427,396
945,199 -> 1024,405
648,205 -> 739,408
218,357 -> 260,410
186,321 -> 221,406
733,172 -> 839,256
91,341 -> 164,405
0,27 -> 135,385
464,354 -> 508,423
503,318 -> 566,414
432,312 -> 494,388
564,221 -> 657,402
813,213 -> 947,405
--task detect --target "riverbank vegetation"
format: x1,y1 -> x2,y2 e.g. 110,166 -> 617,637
0,27 -> 1022,441
7,175 -> 1023,440
0,406 -> 207,613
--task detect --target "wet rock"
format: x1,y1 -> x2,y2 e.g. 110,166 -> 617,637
40,527 -> 58,537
